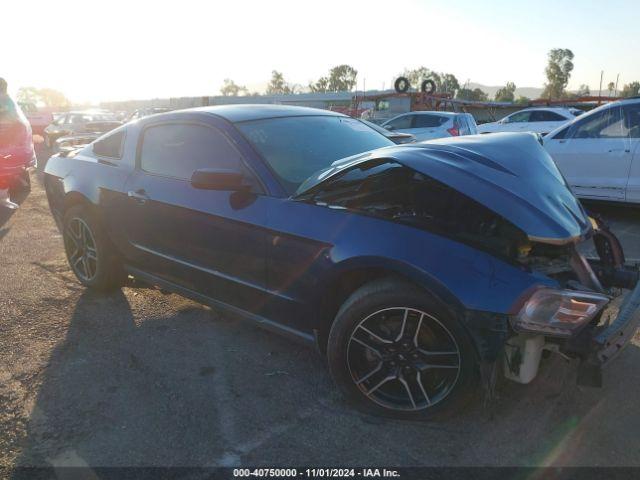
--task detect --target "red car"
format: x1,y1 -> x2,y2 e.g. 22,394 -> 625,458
18,101 -> 54,137
0,95 -> 36,193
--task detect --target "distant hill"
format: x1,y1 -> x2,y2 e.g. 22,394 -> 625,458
467,82 -> 544,100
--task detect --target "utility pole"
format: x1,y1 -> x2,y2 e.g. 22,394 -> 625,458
598,71 -> 604,105
614,73 -> 620,97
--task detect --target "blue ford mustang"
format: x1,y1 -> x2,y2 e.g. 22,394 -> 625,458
44,105 -> 640,418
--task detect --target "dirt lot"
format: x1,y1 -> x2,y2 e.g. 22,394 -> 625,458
2,151 -> 640,470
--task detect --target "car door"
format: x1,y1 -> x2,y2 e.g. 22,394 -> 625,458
545,104 -> 631,200
622,103 -> 640,203
122,118 -> 270,314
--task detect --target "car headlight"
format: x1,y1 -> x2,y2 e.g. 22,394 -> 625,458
512,288 -> 609,337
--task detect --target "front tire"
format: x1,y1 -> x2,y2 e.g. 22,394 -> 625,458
63,204 -> 126,291
327,278 -> 479,419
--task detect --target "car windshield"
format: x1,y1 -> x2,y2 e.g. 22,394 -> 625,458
237,115 -> 393,194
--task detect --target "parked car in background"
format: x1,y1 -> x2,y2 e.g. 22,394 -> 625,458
0,96 -> 35,195
382,111 -> 477,141
544,98 -> 640,204
17,102 -> 53,137
360,118 -> 415,144
127,107 -> 170,122
56,120 -> 123,152
44,105 -> 640,418
478,107 -> 578,135
44,111 -> 119,149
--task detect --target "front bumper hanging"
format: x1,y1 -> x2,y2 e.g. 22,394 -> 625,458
577,280 -> 640,386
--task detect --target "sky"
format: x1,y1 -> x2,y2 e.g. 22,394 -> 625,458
2,0 -> 639,104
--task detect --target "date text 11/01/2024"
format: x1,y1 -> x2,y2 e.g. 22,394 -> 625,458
232,468 -> 400,478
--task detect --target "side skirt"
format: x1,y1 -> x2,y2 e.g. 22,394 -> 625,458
125,266 -> 315,346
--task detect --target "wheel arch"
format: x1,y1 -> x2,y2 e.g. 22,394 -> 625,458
63,190 -> 95,212
312,257 -> 467,354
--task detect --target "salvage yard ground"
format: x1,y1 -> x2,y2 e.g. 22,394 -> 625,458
1,149 -> 640,469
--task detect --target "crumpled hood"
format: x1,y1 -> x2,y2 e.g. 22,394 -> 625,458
299,132 -> 591,244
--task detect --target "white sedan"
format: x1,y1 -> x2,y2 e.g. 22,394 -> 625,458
543,98 -> 640,204
478,107 -> 580,135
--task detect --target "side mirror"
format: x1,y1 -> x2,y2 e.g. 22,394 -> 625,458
384,124 -> 395,131
190,168 -> 248,191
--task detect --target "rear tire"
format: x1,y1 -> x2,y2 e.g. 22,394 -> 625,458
327,278 -> 479,419
62,204 -> 126,291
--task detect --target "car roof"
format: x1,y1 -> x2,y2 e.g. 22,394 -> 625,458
65,110 -> 112,115
188,104 -> 345,123
401,111 -> 457,117
518,107 -> 573,113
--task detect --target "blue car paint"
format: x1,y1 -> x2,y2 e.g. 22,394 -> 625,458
43,105 -> 573,360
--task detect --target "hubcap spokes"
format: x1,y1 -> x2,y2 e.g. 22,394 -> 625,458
65,218 -> 98,281
347,307 -> 461,412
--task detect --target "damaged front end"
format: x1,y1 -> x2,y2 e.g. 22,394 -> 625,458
506,217 -> 640,387
398,133 -> 640,388
300,132 -> 640,388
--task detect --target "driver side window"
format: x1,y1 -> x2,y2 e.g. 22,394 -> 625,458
140,123 -> 247,181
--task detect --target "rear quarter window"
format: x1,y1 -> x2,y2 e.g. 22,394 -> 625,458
413,115 -> 448,128
93,130 -> 125,159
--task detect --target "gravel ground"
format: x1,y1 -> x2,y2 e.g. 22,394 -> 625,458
1,151 -> 640,470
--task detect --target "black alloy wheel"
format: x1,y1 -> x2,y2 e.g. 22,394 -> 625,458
64,216 -> 99,282
327,278 -> 478,418
347,307 -> 461,411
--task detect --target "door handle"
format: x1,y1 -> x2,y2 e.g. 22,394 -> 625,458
608,149 -> 631,153
127,189 -> 149,204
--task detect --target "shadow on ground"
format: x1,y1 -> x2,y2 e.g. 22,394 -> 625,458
11,282 -> 640,469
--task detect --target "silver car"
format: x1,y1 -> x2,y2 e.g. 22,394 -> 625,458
44,111 -> 119,149
382,111 -> 478,141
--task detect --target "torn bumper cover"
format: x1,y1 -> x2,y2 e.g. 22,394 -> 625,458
595,281 -> 640,364
575,280 -> 640,385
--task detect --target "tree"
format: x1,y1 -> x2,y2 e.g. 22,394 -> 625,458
456,87 -> 488,102
620,81 -> 640,98
309,76 -> 329,93
220,78 -> 247,96
576,84 -> 591,96
439,73 -> 460,94
16,86 -> 69,108
309,64 -> 358,92
494,82 -> 516,102
38,88 -> 71,108
542,48 -> 574,99
266,70 -> 292,95
608,81 -> 616,96
16,87 -> 40,104
514,95 -> 531,105
327,64 -> 358,91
